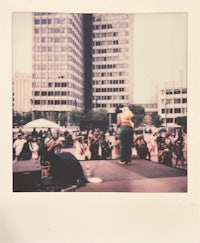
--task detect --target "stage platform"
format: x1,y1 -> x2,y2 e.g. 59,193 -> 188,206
77,159 -> 187,192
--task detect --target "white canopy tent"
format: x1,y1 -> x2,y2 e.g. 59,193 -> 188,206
23,118 -> 60,129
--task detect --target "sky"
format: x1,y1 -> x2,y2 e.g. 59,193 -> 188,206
12,12 -> 187,104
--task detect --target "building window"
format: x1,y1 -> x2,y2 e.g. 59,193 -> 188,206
35,100 -> 40,105
41,19 -> 47,24
182,88 -> 187,94
48,100 -> 53,105
174,89 -> 181,94
182,98 -> 187,103
41,91 -> 47,96
167,108 -> 173,114
61,100 -> 67,105
174,99 -> 181,104
34,28 -> 39,33
34,19 -> 40,24
166,99 -> 172,104
174,108 -> 181,113
34,91 -> 40,96
48,91 -> 53,96
55,91 -> 60,96
166,89 -> 173,95
167,118 -> 173,123
55,83 -> 61,87
55,100 -> 60,105
41,100 -> 46,105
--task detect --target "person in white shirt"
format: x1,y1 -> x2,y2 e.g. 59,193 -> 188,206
13,133 -> 26,162
73,135 -> 88,160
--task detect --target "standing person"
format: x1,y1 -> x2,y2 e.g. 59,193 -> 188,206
13,133 -> 27,162
37,137 -> 45,164
52,134 -> 62,155
117,106 -> 134,164
112,136 -> 120,159
73,135 -> 88,160
28,136 -> 39,160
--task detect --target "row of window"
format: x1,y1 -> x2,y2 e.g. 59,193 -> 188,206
92,47 -> 128,54
33,55 -> 83,68
32,63 -> 83,76
93,95 -> 128,101
93,14 -> 129,22
34,15 -> 82,33
93,55 -> 128,62
93,79 -> 125,85
33,99 -> 81,106
93,39 -> 128,46
34,37 -> 82,53
92,31 -> 129,38
33,90 -> 82,99
34,18 -> 67,25
93,71 -> 128,77
161,98 -> 187,104
32,73 -> 82,83
32,82 -> 82,92
142,104 -> 158,109
93,87 -> 125,92
93,22 -> 129,30
93,64 -> 128,70
92,102 -> 127,109
161,108 -> 187,114
33,45 -> 82,61
161,117 -> 185,124
34,27 -> 83,44
161,88 -> 187,95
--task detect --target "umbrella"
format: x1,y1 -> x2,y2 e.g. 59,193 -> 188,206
24,118 -> 60,129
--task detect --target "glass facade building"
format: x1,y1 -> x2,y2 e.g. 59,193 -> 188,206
32,13 -> 84,118
92,14 -> 134,113
31,13 -> 134,121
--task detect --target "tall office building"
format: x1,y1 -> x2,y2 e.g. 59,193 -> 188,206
31,13 -> 134,122
32,13 -> 84,120
92,14 -> 134,115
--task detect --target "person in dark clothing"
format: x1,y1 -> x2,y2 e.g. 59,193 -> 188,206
117,106 -> 134,164
42,152 -> 87,189
134,136 -> 151,160
19,134 -> 32,160
90,131 -> 111,160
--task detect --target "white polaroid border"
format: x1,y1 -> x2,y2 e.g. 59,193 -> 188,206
0,0 -> 199,242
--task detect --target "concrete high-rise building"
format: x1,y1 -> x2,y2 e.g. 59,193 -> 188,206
31,13 -> 134,123
32,13 -> 84,121
13,72 -> 32,112
92,14 -> 134,115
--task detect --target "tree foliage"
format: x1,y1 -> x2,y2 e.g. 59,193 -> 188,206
129,104 -> 145,127
151,112 -> 162,128
13,111 -> 32,127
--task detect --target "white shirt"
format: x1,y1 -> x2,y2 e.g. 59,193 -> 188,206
13,138 -> 26,156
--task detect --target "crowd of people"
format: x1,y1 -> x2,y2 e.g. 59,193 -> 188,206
13,123 -> 187,170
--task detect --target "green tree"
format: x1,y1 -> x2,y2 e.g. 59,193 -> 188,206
176,116 -> 187,133
69,110 -> 87,125
129,104 -> 145,127
151,112 -> 162,128
13,111 -> 32,127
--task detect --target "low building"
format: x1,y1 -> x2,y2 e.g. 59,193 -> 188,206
158,85 -> 187,127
